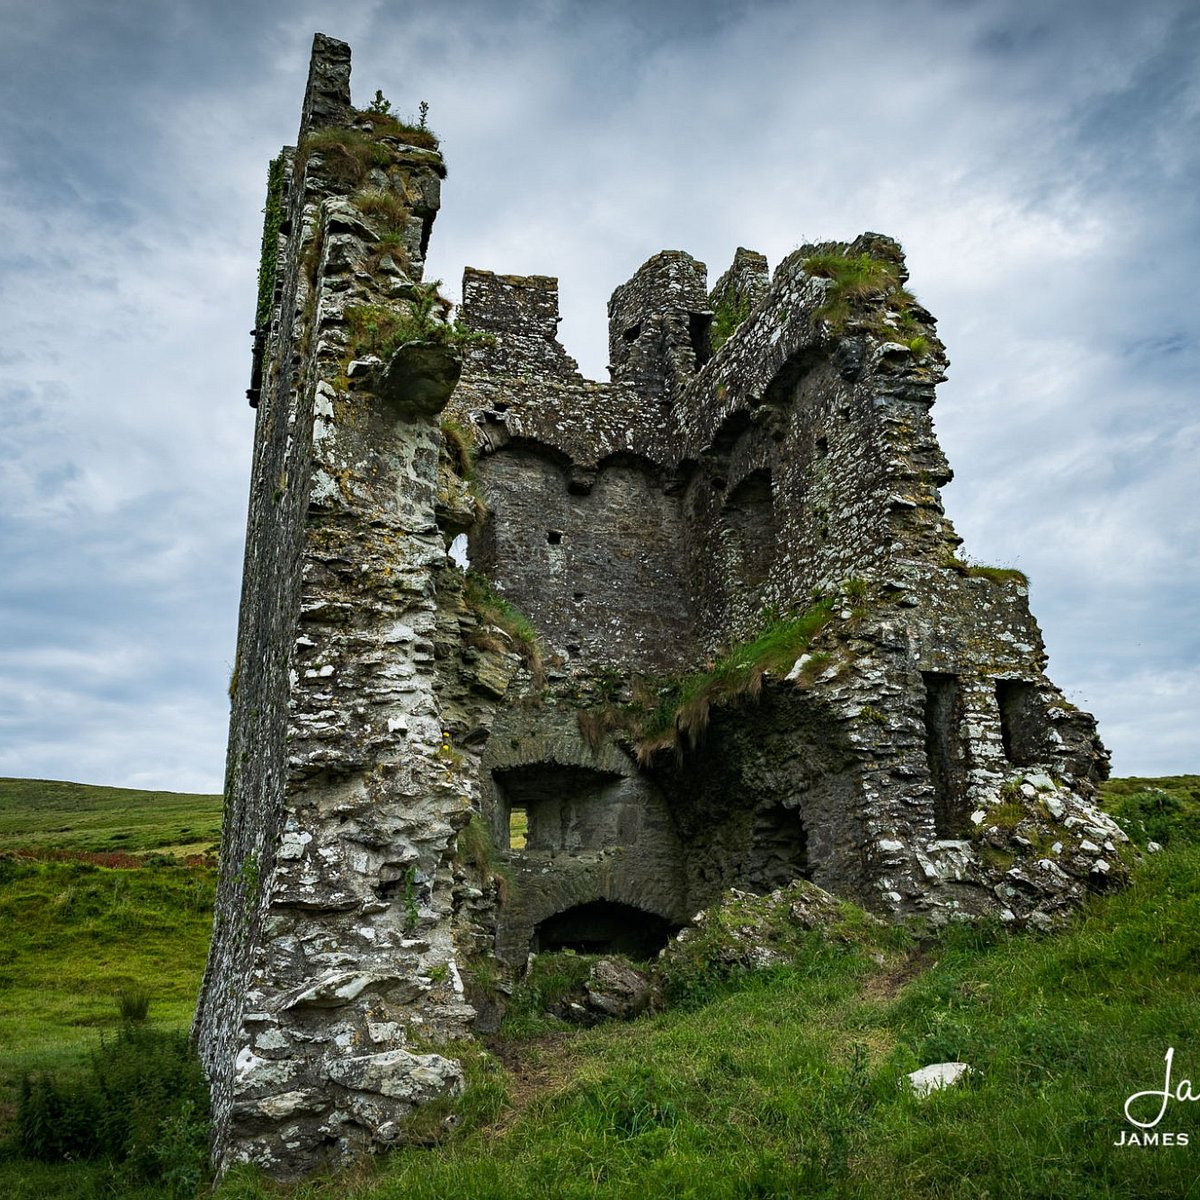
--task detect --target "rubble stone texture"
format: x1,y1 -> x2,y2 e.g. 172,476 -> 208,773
196,32 -> 1133,1178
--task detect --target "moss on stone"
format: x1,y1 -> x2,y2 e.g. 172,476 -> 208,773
255,154 -> 286,331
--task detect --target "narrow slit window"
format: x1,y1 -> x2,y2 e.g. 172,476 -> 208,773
923,671 -> 968,836
508,805 -> 528,850
688,311 -> 713,367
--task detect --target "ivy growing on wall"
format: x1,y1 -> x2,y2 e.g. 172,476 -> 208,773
255,154 -> 286,332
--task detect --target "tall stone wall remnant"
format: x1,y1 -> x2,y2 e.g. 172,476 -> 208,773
198,33 -> 1132,1178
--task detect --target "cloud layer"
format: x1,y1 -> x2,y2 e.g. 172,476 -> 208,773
1,0 -> 1196,789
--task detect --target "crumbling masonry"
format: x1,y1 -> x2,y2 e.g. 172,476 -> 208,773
195,34 -> 1133,1177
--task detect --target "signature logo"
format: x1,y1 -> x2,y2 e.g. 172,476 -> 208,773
1115,1047 -> 1195,1147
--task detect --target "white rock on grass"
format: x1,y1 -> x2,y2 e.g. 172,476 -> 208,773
907,1062 -> 973,1098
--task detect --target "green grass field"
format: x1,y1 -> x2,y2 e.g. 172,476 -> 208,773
0,777 -> 218,1193
0,775 -> 1198,1199
0,777 -> 222,857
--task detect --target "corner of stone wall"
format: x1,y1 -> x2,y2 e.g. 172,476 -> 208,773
198,34 -> 520,1177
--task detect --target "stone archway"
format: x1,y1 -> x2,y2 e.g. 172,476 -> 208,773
534,899 -> 679,959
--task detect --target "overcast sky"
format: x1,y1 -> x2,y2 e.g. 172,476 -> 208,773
0,0 -> 1196,792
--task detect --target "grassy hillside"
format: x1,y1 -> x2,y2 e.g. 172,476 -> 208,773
0,775 -> 1197,1199
0,777 -> 222,857
0,857 -> 215,1093
210,832 -> 1200,1200
0,777 -> 217,1195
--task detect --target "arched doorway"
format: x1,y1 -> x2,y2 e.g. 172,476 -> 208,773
534,899 -> 678,960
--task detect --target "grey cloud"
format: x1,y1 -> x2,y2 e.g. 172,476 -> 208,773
1,0 -> 1196,787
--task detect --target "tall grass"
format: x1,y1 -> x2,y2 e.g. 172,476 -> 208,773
0,856 -> 214,1116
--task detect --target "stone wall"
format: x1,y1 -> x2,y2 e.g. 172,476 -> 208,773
200,32 -> 1131,1180
197,34 -> 517,1176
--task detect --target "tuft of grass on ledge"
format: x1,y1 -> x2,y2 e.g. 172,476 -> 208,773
351,187 -> 410,232
633,598 -> 837,760
345,293 -> 492,363
463,573 -> 545,685
941,552 -> 1029,586
296,126 -> 392,185
440,416 -> 478,480
804,251 -> 902,297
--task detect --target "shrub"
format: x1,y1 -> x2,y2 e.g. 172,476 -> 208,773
16,1024 -> 210,1193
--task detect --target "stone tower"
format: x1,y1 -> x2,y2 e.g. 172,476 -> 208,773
197,33 -> 1131,1177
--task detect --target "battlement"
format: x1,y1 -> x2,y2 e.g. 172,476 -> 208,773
460,268 -> 581,380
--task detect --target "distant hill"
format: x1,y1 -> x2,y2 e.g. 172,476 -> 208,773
0,776 -> 222,857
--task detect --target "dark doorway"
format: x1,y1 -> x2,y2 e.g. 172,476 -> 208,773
996,679 -> 1041,767
744,804 -> 811,893
534,900 -> 677,960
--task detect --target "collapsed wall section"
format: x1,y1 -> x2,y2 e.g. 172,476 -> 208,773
451,269 -> 699,674
444,230 -> 1126,935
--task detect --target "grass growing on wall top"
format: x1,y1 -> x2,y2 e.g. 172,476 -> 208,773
941,552 -> 1029,586
804,247 -> 931,356
352,107 -> 440,151
296,109 -> 440,187
631,598 -> 836,760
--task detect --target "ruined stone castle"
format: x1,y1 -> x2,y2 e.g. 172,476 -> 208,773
195,33 -> 1132,1178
